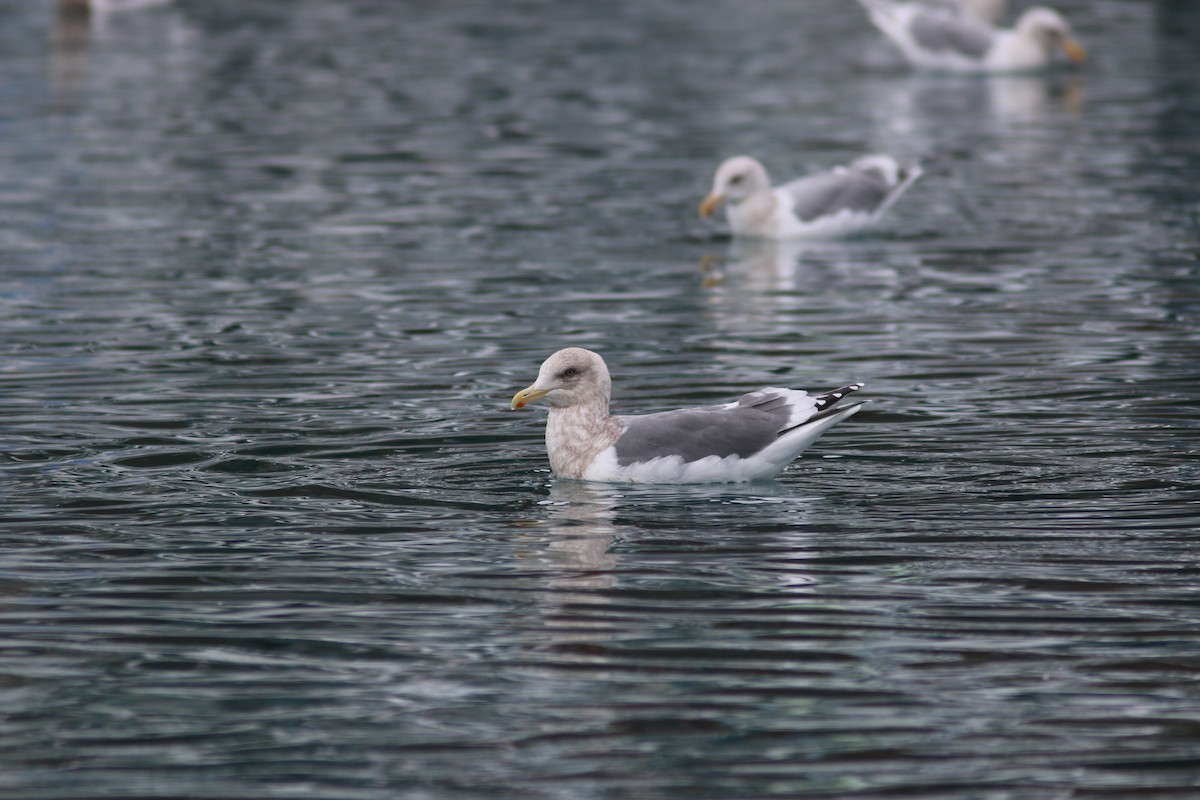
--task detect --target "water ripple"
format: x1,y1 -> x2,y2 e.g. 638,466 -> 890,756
3,1 -> 1200,799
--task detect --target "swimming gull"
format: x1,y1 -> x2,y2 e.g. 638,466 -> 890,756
699,155 -> 921,240
510,347 -> 865,484
859,1 -> 1085,73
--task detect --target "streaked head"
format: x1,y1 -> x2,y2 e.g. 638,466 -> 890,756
511,347 -> 612,411
699,156 -> 771,218
1017,7 -> 1085,64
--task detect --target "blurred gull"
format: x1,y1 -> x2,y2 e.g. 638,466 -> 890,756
699,155 -> 921,239
859,1 -> 1085,73
510,348 -> 864,484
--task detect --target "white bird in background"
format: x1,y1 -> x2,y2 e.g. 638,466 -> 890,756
699,154 -> 921,240
511,348 -> 865,484
859,1 -> 1086,73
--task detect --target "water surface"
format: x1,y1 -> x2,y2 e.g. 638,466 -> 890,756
2,1 -> 1200,798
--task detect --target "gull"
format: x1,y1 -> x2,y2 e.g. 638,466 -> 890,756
510,348 -> 865,484
699,155 -> 921,240
858,1 -> 1086,73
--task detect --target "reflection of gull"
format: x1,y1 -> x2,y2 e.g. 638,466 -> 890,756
511,348 -> 865,484
720,236 -> 844,292
51,1 -> 92,99
700,155 -> 921,240
52,0 -> 185,100
700,239 -> 915,341
541,481 -> 621,532
536,482 -> 622,584
511,483 -> 621,679
987,74 -> 1084,120
859,1 -> 1085,73
716,238 -> 816,291
862,72 -> 1084,169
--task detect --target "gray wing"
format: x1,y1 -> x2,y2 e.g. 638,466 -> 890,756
910,10 -> 995,58
782,169 -> 891,223
614,391 -> 797,466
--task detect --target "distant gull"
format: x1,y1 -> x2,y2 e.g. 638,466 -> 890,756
859,1 -> 1085,73
699,155 -> 921,239
510,348 -> 865,484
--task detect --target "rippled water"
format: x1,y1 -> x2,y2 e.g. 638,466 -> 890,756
3,1 -> 1200,798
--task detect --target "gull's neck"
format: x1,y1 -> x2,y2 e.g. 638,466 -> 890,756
989,29 -> 1047,71
727,190 -> 778,237
545,398 -> 625,479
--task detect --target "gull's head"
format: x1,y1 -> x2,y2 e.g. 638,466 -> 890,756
700,156 -> 771,218
511,347 -> 612,411
1017,7 -> 1085,64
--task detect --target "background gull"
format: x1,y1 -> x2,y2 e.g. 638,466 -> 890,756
859,1 -> 1086,73
510,348 -> 865,484
699,155 -> 921,240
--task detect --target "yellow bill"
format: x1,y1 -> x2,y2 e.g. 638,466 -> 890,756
1062,38 -> 1086,65
511,385 -> 549,410
699,192 -> 724,219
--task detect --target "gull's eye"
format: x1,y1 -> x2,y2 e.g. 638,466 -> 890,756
561,367 -> 578,378
729,174 -> 743,185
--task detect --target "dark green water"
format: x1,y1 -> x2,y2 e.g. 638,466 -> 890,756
2,1 -> 1199,798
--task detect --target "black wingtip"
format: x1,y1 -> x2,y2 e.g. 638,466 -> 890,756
812,383 -> 865,412
778,398 -> 867,438
776,385 -> 867,438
